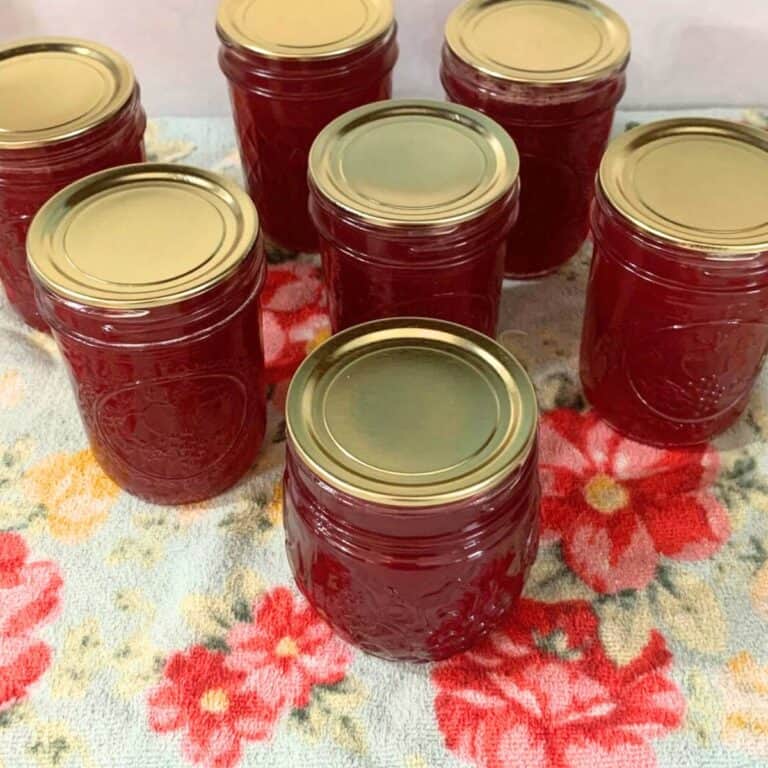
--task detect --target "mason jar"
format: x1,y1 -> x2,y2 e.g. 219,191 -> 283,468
284,318 -> 540,661
309,100 -> 520,337
28,164 -> 267,504
217,0 -> 398,253
0,37 -> 146,329
581,119 -> 768,446
441,0 -> 629,278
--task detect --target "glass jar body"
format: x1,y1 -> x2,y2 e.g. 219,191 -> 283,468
283,439 -> 541,662
219,29 -> 398,254
0,92 -> 147,330
34,246 -> 267,504
310,186 -> 519,337
581,188 -> 768,446
441,47 -> 625,279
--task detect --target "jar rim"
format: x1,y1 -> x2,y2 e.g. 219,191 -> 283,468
286,318 -> 538,507
0,37 -> 136,150
444,0 -> 630,86
216,0 -> 395,61
27,163 -> 261,309
599,118 -> 768,257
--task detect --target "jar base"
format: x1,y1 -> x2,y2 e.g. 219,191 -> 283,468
288,564 -> 511,663
579,388 -> 738,448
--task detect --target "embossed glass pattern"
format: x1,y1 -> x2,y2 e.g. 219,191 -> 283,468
0,38 -> 146,329
308,100 -> 520,337
441,0 -> 629,278
284,319 -> 541,661
581,120 -> 768,446
217,0 -> 398,253
28,165 -> 267,504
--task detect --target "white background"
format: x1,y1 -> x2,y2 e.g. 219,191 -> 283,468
3,0 -> 767,117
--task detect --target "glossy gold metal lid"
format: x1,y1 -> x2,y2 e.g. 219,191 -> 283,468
309,99 -> 520,227
445,0 -> 630,85
217,0 -> 394,59
600,119 -> 768,256
286,318 -> 538,507
28,164 -> 260,309
0,37 -> 135,150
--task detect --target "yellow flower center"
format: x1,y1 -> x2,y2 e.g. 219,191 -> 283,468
275,636 -> 299,658
199,688 -> 230,715
585,474 -> 629,515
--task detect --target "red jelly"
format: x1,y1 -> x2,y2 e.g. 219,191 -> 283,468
217,0 -> 398,253
284,319 -> 540,661
0,38 -> 146,330
309,100 -> 520,337
28,165 -> 267,504
581,119 -> 768,446
441,0 -> 629,278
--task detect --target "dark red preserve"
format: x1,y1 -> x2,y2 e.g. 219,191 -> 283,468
217,0 -> 398,253
0,37 -> 146,329
309,100 -> 521,337
284,319 -> 540,661
28,165 -> 267,504
581,119 -> 768,446
442,0 -> 630,278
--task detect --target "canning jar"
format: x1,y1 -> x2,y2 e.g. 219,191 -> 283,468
441,0 -> 629,278
217,0 -> 398,253
28,165 -> 267,504
284,318 -> 540,661
0,37 -> 146,330
581,119 -> 768,446
309,100 -> 520,337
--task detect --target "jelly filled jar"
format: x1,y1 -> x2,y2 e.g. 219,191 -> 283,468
309,100 -> 520,337
28,164 -> 267,504
581,119 -> 768,446
441,0 -> 630,278
0,37 -> 146,330
217,0 -> 398,253
284,318 -> 541,661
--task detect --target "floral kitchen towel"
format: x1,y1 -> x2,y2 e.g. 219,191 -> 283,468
0,113 -> 767,768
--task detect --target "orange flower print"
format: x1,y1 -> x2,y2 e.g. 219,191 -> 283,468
722,651 -> 768,758
24,449 -> 120,542
0,369 -> 23,410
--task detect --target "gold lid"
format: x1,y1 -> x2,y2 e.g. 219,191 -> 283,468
0,37 -> 136,150
600,119 -> 768,256
28,164 -> 260,309
286,318 -> 538,507
217,0 -> 394,60
309,99 -> 520,227
445,0 -> 630,85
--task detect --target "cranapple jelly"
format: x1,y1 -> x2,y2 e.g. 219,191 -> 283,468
28,165 -> 267,504
217,0 -> 398,253
309,100 -> 521,337
284,318 -> 540,661
581,119 -> 768,446
441,0 -> 630,278
0,37 -> 146,329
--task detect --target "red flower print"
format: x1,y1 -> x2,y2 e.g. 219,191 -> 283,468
540,409 -> 729,593
433,599 -> 685,768
260,263 -> 330,385
226,587 -> 352,710
0,531 -> 62,710
148,646 -> 279,768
